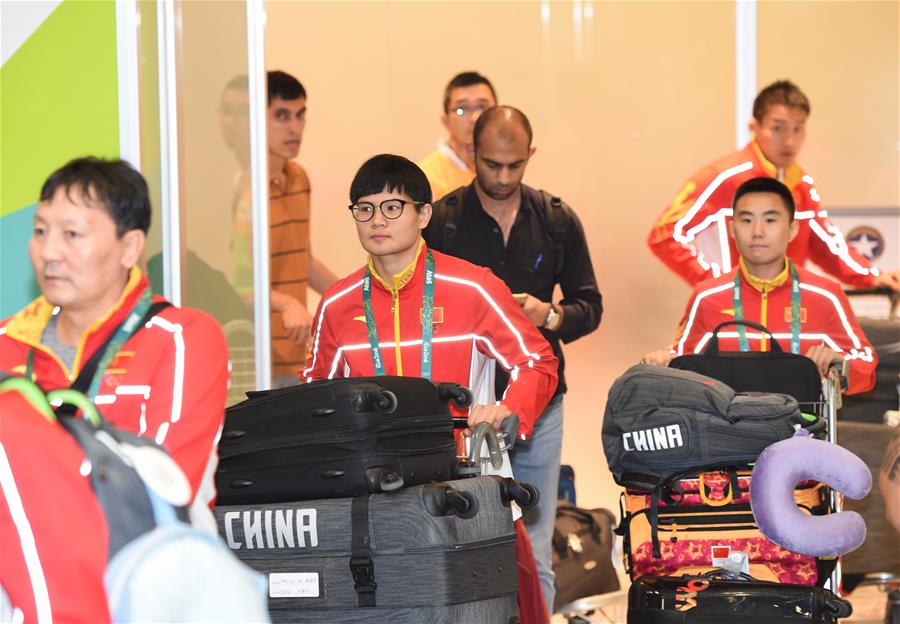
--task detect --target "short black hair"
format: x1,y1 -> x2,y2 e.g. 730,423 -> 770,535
473,105 -> 533,151
350,155 -> 432,205
267,70 -> 306,105
443,71 -> 496,113
732,176 -> 796,220
40,157 -> 151,236
753,80 -> 810,122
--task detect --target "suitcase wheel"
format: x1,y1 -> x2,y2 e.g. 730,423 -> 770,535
496,477 -> 540,511
365,467 -> 404,492
422,484 -> 479,519
826,597 -> 853,619
435,383 -> 474,408
351,388 -> 398,414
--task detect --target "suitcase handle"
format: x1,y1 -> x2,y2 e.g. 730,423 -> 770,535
435,382 -> 473,408
422,484 -> 479,519
706,320 -> 785,355
698,472 -> 735,507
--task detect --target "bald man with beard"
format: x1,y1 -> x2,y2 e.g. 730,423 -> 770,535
425,106 -> 603,614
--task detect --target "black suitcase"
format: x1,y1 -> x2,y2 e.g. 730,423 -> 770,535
627,573 -> 852,623
216,376 -> 472,505
214,475 -> 537,623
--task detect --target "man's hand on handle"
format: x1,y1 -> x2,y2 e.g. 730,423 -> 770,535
873,270 -> 900,293
804,343 -> 843,378
641,349 -> 675,367
469,403 -> 514,432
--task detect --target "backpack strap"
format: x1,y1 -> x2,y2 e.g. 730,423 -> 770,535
56,300 -> 171,418
649,488 -> 662,559
56,416 -> 158,557
437,187 -> 467,255
538,190 -> 569,277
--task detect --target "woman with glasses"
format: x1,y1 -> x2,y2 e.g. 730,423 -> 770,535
301,153 -> 557,438
301,153 -> 558,622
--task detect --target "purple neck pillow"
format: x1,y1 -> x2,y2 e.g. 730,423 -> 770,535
750,428 -> 872,557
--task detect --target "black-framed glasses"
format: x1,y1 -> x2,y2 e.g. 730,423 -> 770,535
348,199 -> 424,222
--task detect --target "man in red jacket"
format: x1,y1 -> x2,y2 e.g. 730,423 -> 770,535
648,80 -> 898,291
644,177 -> 877,395
0,158 -> 229,511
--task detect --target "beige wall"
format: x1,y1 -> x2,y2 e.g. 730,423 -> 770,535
266,0 -> 898,515
759,0 -> 899,208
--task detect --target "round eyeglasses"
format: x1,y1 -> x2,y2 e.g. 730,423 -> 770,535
348,199 -> 424,222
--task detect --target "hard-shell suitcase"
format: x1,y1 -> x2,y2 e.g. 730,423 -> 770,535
216,376 -> 472,504
627,573 -> 852,623
215,475 -> 535,623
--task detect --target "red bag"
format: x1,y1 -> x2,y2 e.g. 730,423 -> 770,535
515,519 -> 550,624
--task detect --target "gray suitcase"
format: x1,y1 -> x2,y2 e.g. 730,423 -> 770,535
215,475 -> 535,623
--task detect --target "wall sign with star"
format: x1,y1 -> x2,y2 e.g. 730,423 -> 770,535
846,226 -> 885,261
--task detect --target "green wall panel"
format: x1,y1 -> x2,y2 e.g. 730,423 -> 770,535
1,0 -> 119,217
0,0 -> 119,316
0,204 -> 39,317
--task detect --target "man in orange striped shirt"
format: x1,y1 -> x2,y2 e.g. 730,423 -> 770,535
233,71 -> 338,386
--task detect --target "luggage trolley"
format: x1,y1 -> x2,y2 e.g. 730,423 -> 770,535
669,320 -> 847,594
561,320 -> 849,623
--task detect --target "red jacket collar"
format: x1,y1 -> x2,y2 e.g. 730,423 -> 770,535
4,267 -> 154,376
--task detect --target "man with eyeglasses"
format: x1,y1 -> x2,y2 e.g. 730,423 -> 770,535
424,106 -> 603,614
418,71 -> 497,202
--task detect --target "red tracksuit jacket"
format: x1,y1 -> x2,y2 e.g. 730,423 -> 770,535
673,261 -> 877,395
0,389 -> 112,623
648,141 -> 880,288
302,242 -> 558,438
0,268 -> 228,503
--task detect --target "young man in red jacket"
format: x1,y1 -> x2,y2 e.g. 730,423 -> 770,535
643,177 -> 877,395
647,80 -> 898,291
0,158 -> 229,510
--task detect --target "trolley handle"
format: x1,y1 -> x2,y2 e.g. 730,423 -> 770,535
827,359 -> 848,395
843,287 -> 894,297
452,414 -> 520,446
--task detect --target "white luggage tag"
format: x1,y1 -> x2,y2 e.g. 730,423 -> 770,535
464,422 -> 522,521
